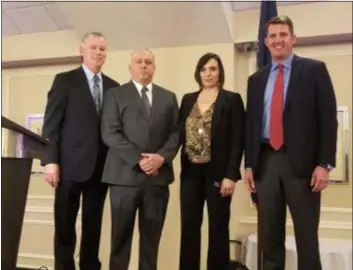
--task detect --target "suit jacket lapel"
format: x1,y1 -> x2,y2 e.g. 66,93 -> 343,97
150,85 -> 163,128
180,91 -> 199,141
128,81 -> 150,124
182,90 -> 228,139
102,74 -> 110,92
256,66 -> 271,124
185,91 -> 200,118
284,55 -> 303,111
77,67 -> 98,117
211,89 -> 226,139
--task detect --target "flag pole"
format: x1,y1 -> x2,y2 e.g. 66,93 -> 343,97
255,1 -> 278,269
257,205 -> 262,270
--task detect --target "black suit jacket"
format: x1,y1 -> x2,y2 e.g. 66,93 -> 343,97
245,55 -> 337,178
42,67 -> 119,182
179,89 -> 245,182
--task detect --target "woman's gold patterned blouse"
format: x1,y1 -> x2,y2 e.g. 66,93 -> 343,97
184,102 -> 214,163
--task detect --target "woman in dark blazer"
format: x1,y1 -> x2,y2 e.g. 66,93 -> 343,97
178,53 -> 245,270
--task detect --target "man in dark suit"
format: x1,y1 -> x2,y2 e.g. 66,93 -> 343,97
101,49 -> 179,270
244,16 -> 337,270
42,32 -> 119,270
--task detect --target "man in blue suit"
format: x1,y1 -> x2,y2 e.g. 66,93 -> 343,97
244,16 -> 337,270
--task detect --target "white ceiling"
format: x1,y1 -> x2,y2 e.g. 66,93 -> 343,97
55,1 -> 233,50
1,1 -> 309,50
2,1 -> 72,35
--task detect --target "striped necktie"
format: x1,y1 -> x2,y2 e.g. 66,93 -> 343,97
92,75 -> 101,113
141,86 -> 151,116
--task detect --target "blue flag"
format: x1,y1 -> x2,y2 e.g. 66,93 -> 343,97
252,0 -> 278,206
256,0 -> 278,69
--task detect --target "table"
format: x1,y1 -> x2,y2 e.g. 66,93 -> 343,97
245,234 -> 352,270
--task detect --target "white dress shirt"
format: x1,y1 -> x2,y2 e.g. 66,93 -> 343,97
132,80 -> 153,105
82,64 -> 103,108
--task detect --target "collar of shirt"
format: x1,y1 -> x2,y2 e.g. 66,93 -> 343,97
132,80 -> 153,95
271,54 -> 294,72
82,63 -> 102,84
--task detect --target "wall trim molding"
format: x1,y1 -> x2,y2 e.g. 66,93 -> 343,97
25,205 -> 82,215
25,195 -> 82,216
17,252 -> 79,267
27,195 -> 55,200
23,219 -> 55,226
24,195 -> 82,225
18,252 -> 54,260
321,207 -> 352,213
23,219 -> 82,226
17,264 -> 52,270
2,56 -> 80,69
249,201 -> 352,214
236,33 -> 353,50
299,52 -> 353,58
240,216 -> 352,230
26,206 -> 53,213
17,253 -> 54,270
247,50 -> 352,76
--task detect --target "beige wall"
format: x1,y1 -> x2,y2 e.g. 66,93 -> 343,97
234,2 -> 352,42
2,2 -> 352,269
232,2 -> 353,243
2,42 -> 237,270
1,30 -> 79,62
234,43 -> 352,240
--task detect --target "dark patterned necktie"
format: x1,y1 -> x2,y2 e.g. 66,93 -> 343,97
92,75 -> 101,113
141,86 -> 151,116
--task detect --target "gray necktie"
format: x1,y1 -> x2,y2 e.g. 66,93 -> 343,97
141,87 -> 151,116
92,75 -> 101,113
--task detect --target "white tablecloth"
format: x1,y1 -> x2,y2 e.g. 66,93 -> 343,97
245,234 -> 352,270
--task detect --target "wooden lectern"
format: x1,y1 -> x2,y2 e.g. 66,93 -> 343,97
1,116 -> 50,270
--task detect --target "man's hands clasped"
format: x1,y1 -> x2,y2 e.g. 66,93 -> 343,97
139,153 -> 165,176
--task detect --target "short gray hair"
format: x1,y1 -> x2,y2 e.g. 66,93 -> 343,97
130,49 -> 155,59
81,31 -> 105,42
